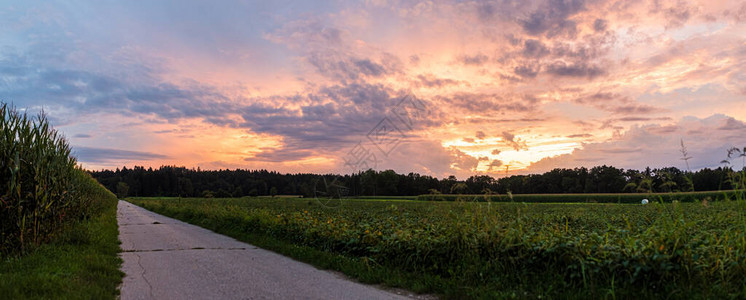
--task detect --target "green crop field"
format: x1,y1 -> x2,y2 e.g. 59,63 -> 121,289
415,190 -> 743,203
0,103 -> 123,299
128,196 -> 746,299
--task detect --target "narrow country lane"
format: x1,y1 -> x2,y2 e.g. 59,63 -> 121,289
117,200 -> 413,300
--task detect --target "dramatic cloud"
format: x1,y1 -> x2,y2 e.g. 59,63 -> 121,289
487,159 -> 504,171
502,131 -> 529,151
546,62 -> 605,79
520,0 -> 585,37
526,115 -> 746,173
415,74 -> 462,88
522,40 -> 550,58
74,147 -> 169,164
1,0 -> 744,177
460,54 -> 490,66
593,19 -> 608,32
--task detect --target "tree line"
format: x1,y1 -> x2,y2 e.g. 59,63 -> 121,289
90,165 -> 743,198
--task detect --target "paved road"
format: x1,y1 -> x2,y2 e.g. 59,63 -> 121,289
117,200 -> 412,300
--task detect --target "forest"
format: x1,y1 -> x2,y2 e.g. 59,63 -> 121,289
91,165 -> 741,198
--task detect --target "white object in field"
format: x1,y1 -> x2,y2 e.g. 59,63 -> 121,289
641,199 -> 649,205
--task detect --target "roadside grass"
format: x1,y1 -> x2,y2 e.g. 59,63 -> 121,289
129,196 -> 746,299
0,201 -> 123,299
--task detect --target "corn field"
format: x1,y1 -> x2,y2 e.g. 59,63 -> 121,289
0,103 -> 117,255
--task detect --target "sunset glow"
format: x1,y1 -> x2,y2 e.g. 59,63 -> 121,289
2,0 -> 745,178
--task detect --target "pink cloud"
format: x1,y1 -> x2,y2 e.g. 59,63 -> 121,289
525,114 -> 746,173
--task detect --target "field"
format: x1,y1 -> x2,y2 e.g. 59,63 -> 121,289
414,190 -> 743,203
128,196 -> 746,299
0,103 -> 123,298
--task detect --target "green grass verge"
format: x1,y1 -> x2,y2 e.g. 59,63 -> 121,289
0,201 -> 124,299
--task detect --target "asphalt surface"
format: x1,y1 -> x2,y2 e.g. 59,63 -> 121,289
117,200 -> 413,300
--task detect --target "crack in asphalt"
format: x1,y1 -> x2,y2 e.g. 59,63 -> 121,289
134,252 -> 154,298
123,247 -> 251,253
122,217 -> 154,298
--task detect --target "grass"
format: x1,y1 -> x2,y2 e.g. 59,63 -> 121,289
0,199 -> 123,299
128,196 -> 746,299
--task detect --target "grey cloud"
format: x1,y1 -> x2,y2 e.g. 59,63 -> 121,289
416,74 -> 461,88
476,131 -> 486,139
498,73 -> 523,82
73,134 -> 92,138
460,54 -> 489,66
0,2 -> 610,174
0,52 -> 236,125
551,40 -> 610,60
307,51 -> 401,81
593,18 -> 608,32
726,2 -> 746,22
503,26 -> 614,80
617,117 -> 673,122
238,84 -> 435,162
354,59 -> 387,76
502,131 -> 515,141
586,92 -> 618,101
491,149 -> 501,155
504,33 -> 522,46
246,148 -> 315,163
645,125 -> 678,134
521,0 -> 585,37
599,119 -> 625,130
410,55 -> 420,65
449,147 -> 479,171
73,146 -> 169,164
502,131 -> 528,151
476,1 -> 498,21
267,16 -> 402,82
546,61 -> 605,79
657,1 -> 696,28
441,93 -> 536,114
575,93 -> 665,116
124,83 -> 234,120
487,159 -> 503,171
567,133 -> 592,138
618,117 -> 650,122
265,17 -> 344,50
464,117 -> 545,124
2,47 -> 426,164
523,39 -> 550,58
610,104 -> 659,115
514,63 -> 541,78
718,117 -> 746,130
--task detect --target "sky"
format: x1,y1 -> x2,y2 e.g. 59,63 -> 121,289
1,0 -> 745,179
